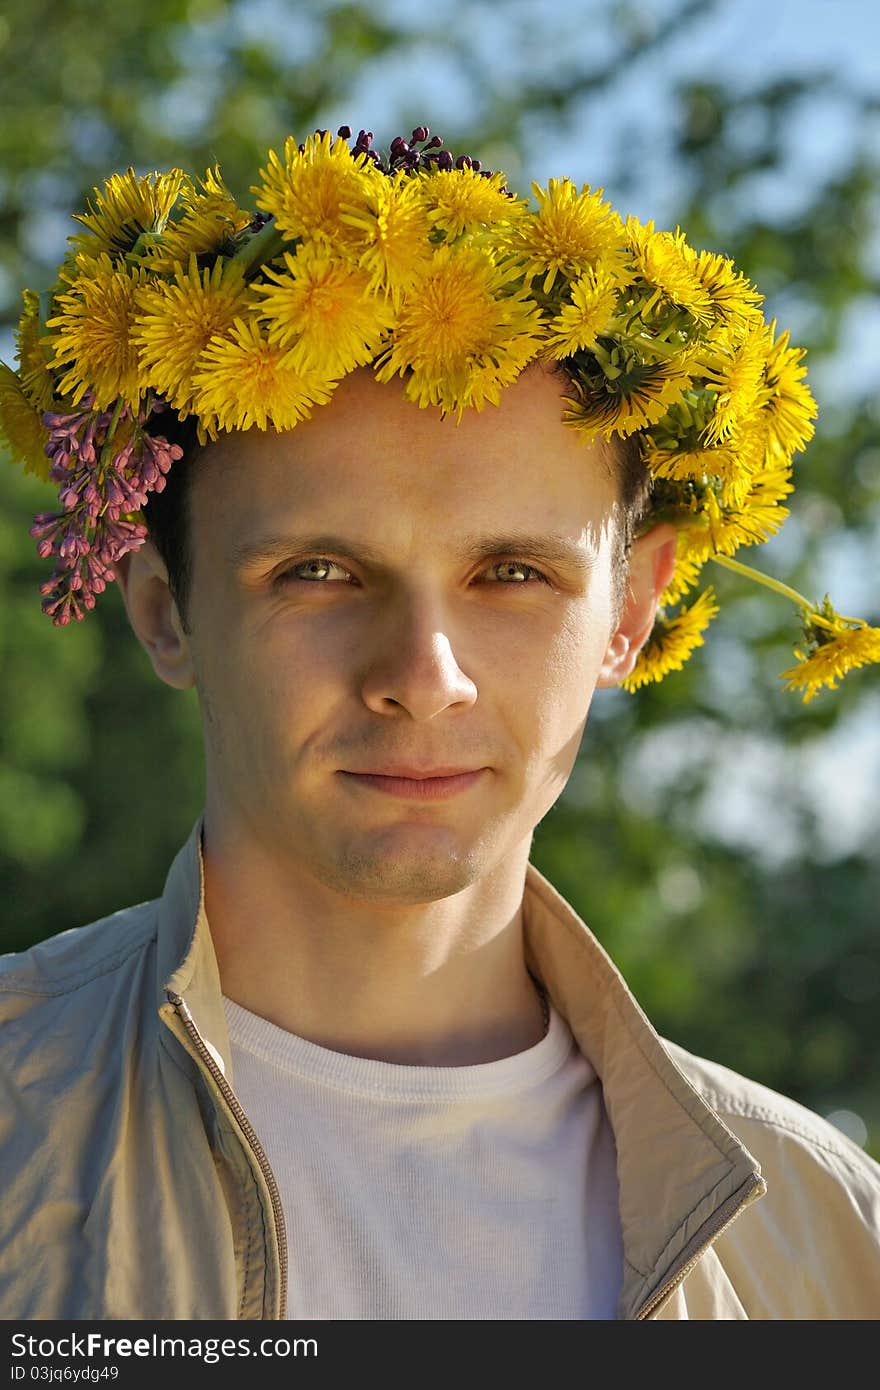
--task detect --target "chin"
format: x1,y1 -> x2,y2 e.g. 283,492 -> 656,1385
313,836 -> 486,903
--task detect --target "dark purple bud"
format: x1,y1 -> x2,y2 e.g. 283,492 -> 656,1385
437,150 -> 453,170
298,142 -> 306,154
455,155 -> 472,170
337,125 -> 352,139
314,128 -> 329,138
426,135 -> 443,148
411,126 -> 429,142
390,136 -> 408,154
471,159 -> 481,170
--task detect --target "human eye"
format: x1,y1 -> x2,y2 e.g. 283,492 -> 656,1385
276,557 -> 353,584
483,559 -> 551,585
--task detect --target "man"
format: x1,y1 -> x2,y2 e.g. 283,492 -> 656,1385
1,126 -> 878,1320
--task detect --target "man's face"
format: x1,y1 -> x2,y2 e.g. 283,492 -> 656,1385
182,361 -> 624,904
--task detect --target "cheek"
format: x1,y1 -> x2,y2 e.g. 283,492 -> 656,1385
526,643 -> 596,744
545,595 -> 614,686
505,602 -> 613,749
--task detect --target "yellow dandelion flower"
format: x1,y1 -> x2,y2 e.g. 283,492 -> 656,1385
781,615 -> 880,702
516,178 -> 627,295
15,289 -> 55,410
562,358 -> 694,441
0,362 -> 51,479
253,130 -> 380,250
449,354 -> 536,413
644,421 -> 765,508
735,455 -> 794,537
339,171 -> 434,307
71,168 -> 187,261
132,255 -> 255,414
255,244 -> 394,377
746,455 -> 794,508
672,502 -> 734,570
142,166 -> 254,272
418,167 -> 527,241
675,466 -> 792,569
542,265 -> 621,358
622,587 -> 720,691
398,311 -> 542,416
191,316 -> 337,433
46,254 -> 143,409
699,325 -> 770,444
692,249 -> 764,330
760,320 -> 817,457
372,244 -> 543,419
626,219 -> 715,326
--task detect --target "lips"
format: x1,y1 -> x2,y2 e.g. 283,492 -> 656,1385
340,767 -> 487,799
348,765 -> 483,779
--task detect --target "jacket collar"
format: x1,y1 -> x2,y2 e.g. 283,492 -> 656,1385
157,814 -> 764,1319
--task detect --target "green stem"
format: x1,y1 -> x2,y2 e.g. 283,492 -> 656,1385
98,397 -> 126,471
708,552 -> 814,611
230,221 -> 288,277
710,555 -> 868,630
591,341 -> 622,379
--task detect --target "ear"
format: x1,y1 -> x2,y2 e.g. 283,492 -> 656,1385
596,523 -> 678,688
113,541 -> 196,691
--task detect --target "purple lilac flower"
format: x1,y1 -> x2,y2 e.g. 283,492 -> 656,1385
32,397 -> 183,625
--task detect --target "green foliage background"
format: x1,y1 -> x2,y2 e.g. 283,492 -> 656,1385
1,0 -> 878,1156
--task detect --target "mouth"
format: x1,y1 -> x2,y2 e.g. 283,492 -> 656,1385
339,769 -> 487,800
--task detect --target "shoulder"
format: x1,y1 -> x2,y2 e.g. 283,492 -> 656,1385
0,899 -> 159,1003
0,896 -> 161,1159
0,899 -> 161,1061
666,1038 -> 880,1190
0,899 -> 164,1318
666,1039 -> 880,1318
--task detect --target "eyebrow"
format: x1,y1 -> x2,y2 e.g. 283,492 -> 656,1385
230,530 -> 598,579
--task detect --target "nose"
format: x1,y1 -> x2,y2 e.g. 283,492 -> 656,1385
358,589 -> 479,719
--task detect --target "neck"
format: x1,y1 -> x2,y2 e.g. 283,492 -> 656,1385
201,806 -> 547,1066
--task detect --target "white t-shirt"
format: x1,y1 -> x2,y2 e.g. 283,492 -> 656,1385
223,995 -> 624,1320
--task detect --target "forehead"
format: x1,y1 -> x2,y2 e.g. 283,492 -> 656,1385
188,362 -> 619,540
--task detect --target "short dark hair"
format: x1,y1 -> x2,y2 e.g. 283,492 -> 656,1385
142,381 -> 654,632
141,412 -> 199,631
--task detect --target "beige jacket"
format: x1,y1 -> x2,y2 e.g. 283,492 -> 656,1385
1,815 -> 878,1320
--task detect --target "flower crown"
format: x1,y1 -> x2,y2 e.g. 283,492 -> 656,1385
1,123 -> 877,700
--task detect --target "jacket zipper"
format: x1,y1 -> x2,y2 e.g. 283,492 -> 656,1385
166,987 -> 762,1322
634,1172 -> 766,1319
165,989 -> 288,1320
